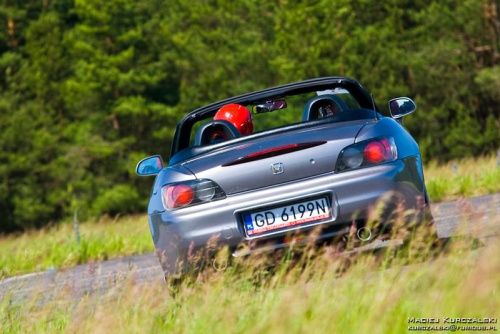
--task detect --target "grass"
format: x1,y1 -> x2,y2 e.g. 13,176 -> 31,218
1,218 -> 499,333
425,154 -> 500,202
0,154 -> 498,279
0,215 -> 153,279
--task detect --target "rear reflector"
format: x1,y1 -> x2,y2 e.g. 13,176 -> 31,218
222,141 -> 327,167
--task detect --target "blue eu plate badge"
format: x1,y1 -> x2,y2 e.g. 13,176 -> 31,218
244,214 -> 254,232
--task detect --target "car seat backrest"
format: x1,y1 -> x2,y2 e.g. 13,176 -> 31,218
302,94 -> 350,121
194,120 -> 241,146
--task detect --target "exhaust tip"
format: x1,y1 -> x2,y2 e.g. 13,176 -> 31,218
357,227 -> 372,241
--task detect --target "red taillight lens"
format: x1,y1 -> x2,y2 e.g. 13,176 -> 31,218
364,141 -> 385,163
165,184 -> 194,208
363,139 -> 393,163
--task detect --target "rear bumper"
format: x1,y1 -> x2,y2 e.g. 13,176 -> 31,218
149,156 -> 425,275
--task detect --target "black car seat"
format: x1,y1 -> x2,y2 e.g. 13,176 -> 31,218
194,120 -> 241,146
302,94 -> 350,121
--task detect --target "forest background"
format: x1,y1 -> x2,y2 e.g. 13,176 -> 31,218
0,0 -> 499,233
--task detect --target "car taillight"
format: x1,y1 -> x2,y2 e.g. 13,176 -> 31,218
166,184 -> 194,208
336,137 -> 397,172
161,179 -> 226,211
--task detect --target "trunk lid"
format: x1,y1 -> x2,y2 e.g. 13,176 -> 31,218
181,120 -> 367,195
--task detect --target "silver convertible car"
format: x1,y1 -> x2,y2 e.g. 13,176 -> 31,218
137,77 -> 431,276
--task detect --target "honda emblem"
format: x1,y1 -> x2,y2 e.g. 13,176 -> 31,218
270,162 -> 284,175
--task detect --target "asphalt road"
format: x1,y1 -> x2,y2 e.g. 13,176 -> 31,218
1,193 -> 499,304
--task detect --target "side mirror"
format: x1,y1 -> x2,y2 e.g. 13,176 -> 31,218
388,97 -> 416,119
136,155 -> 164,176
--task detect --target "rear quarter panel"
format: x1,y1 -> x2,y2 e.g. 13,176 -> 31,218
355,117 -> 420,159
355,116 -> 426,200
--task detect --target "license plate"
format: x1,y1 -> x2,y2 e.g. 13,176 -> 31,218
243,197 -> 331,236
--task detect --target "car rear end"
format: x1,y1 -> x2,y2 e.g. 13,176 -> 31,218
148,117 -> 426,275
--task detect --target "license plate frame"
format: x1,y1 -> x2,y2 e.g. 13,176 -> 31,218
242,196 -> 332,237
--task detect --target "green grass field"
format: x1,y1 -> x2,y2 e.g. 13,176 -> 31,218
0,154 -> 498,279
0,215 -> 153,279
1,226 -> 499,333
425,154 -> 500,202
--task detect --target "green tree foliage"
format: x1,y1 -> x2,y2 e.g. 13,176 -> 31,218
0,0 -> 499,232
